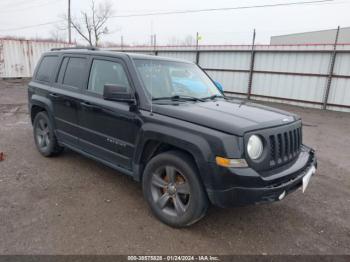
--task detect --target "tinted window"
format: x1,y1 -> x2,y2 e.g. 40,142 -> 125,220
56,57 -> 69,83
88,59 -> 130,94
63,57 -> 86,88
36,56 -> 58,83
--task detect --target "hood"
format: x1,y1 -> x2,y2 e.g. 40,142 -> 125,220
153,99 -> 300,136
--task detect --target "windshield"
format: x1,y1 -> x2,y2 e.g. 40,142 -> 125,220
134,59 -> 222,100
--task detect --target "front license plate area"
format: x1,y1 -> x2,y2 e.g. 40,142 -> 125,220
302,165 -> 316,193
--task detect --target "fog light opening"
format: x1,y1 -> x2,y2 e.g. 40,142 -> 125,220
278,191 -> 286,200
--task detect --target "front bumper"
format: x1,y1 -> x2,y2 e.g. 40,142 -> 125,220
207,145 -> 317,207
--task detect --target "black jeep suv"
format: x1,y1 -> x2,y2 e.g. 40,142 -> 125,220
28,48 -> 317,227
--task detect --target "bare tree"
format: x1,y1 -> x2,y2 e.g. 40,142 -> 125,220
183,35 -> 195,46
167,35 -> 196,46
69,0 -> 113,46
49,25 -> 67,42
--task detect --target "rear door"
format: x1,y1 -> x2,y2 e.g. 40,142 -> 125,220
77,56 -> 139,170
51,55 -> 89,147
29,54 -> 59,120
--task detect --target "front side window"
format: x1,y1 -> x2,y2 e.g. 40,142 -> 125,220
134,59 -> 221,99
88,59 -> 130,95
36,56 -> 58,83
63,57 -> 86,88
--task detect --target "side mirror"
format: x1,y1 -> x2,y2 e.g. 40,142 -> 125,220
103,84 -> 135,103
214,81 -> 224,92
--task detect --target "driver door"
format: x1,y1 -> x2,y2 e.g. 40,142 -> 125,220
77,56 -> 139,170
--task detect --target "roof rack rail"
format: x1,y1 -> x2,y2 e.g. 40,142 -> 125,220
50,46 -> 99,51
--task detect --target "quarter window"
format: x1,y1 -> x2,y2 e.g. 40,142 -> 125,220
63,57 -> 86,88
35,56 -> 58,83
88,59 -> 130,94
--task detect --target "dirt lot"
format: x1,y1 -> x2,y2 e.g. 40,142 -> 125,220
0,78 -> 349,255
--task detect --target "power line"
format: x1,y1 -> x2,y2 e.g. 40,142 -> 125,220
0,0 -> 51,9
109,0 -> 335,18
0,20 -> 63,32
0,0 -> 336,32
0,0 -> 62,15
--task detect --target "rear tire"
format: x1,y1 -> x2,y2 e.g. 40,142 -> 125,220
142,150 -> 208,227
33,111 -> 64,157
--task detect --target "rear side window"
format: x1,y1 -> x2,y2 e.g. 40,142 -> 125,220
56,57 -> 69,83
35,56 -> 58,83
88,59 -> 130,94
63,57 -> 86,88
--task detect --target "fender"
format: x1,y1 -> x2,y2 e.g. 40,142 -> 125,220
133,122 -> 214,188
30,94 -> 55,128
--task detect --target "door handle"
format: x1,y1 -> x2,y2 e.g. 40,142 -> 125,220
81,101 -> 101,110
49,93 -> 61,98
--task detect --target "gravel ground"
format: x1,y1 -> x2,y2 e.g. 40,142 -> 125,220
0,79 -> 349,255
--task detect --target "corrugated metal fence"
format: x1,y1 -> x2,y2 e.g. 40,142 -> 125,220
0,39 -> 72,78
108,44 -> 350,112
1,39 -> 349,112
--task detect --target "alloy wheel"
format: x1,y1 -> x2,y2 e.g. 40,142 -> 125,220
150,165 -> 191,217
36,118 -> 50,150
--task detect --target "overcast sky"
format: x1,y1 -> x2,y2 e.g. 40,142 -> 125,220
0,0 -> 349,45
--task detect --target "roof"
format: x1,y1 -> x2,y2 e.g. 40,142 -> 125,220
47,47 -> 193,63
126,52 -> 192,63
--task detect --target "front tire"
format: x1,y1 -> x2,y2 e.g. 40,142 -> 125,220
33,111 -> 63,157
142,151 -> 208,227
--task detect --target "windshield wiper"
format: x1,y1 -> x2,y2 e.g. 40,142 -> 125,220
202,94 -> 226,100
152,95 -> 205,102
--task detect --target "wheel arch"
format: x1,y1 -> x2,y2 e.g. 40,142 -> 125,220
133,124 -> 213,188
30,95 -> 54,125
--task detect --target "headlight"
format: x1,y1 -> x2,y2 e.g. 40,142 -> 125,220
247,135 -> 263,160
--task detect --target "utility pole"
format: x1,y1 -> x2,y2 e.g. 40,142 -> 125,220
121,36 -> 124,50
323,26 -> 340,110
247,29 -> 256,100
68,0 -> 72,44
153,34 -> 157,50
195,32 -> 200,64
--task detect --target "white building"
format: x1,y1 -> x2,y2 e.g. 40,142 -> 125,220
270,27 -> 350,45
